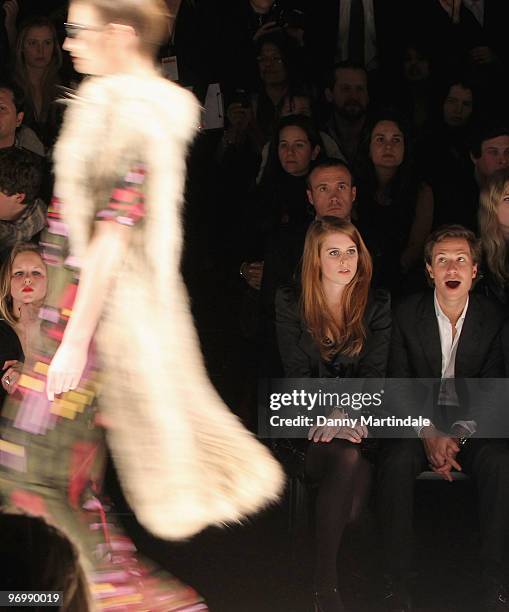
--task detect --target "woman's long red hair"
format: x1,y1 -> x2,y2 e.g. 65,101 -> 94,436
300,217 -> 372,361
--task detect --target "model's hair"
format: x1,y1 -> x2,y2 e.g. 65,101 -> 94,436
307,158 -> 354,189
424,224 -> 481,267
0,514 -> 91,611
0,79 -> 25,113
0,147 -> 43,207
0,243 -> 45,326
479,168 -> 509,287
470,124 -> 509,159
75,0 -> 171,56
301,217 -> 372,360
14,18 -> 62,124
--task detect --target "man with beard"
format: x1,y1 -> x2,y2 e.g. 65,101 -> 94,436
324,61 -> 369,165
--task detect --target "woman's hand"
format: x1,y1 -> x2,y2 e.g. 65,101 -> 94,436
308,408 -> 368,443
3,0 -> 19,27
337,423 -> 368,443
2,360 -> 23,395
46,342 -> 88,401
3,0 -> 18,47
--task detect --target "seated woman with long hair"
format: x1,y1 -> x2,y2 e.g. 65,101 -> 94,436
477,167 -> 509,305
13,17 -> 63,151
355,109 -> 433,294
394,41 -> 434,135
421,76 -> 475,178
418,77 -> 478,230
275,217 -> 391,612
0,243 -> 47,402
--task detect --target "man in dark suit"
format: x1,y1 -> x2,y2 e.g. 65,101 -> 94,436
305,0 -> 402,90
410,0 -> 509,116
411,0 -> 509,71
377,225 -> 509,612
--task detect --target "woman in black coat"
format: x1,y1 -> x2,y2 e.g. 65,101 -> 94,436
355,110 -> 433,295
275,216 -> 390,612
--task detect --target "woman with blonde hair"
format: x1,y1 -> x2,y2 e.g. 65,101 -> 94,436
13,17 -> 63,149
0,243 -> 47,401
478,167 -> 509,305
276,217 -> 391,612
0,0 -> 283,609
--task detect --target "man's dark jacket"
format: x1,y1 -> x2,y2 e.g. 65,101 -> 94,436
388,291 -> 506,435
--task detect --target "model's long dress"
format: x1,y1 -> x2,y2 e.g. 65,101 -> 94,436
1,73 -> 283,610
0,171 -> 207,611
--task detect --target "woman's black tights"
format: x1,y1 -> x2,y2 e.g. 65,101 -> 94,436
305,439 -> 371,592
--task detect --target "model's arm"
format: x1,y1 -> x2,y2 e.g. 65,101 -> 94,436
46,222 -> 131,399
46,164 -> 146,400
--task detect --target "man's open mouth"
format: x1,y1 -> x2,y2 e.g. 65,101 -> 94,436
445,280 -> 460,288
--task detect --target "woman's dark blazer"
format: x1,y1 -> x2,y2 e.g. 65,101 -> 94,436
275,284 -> 391,378
0,319 -> 23,404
